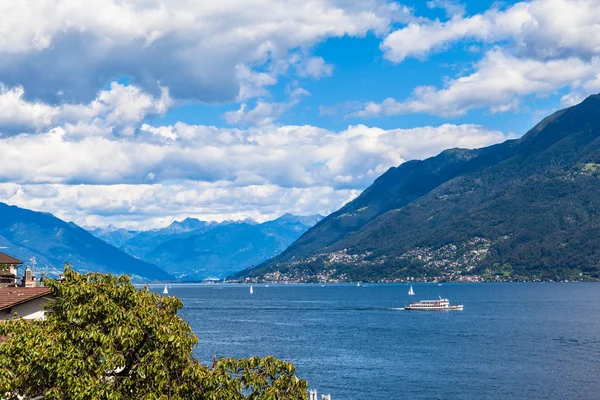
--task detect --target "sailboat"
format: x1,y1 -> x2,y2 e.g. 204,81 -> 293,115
163,285 -> 169,294
408,285 -> 415,296
357,282 -> 361,287
250,285 -> 254,294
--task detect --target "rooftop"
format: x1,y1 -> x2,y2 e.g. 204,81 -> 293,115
0,287 -> 51,311
0,252 -> 23,266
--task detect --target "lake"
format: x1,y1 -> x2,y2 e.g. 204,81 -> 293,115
153,283 -> 600,400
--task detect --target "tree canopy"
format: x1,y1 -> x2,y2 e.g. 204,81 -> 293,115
0,267 -> 307,399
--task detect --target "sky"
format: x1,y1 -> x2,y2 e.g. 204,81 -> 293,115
1,0 -> 599,229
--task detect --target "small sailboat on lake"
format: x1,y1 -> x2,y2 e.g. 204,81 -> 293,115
163,285 -> 169,294
250,285 -> 254,294
408,285 -> 415,296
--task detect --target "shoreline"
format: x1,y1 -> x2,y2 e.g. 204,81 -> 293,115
138,279 -> 600,286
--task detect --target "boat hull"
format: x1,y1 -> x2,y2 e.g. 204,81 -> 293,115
405,305 -> 463,311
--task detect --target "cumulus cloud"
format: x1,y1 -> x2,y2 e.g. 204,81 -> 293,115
0,113 -> 511,227
381,0 -> 600,63
223,83 -> 310,126
355,50 -> 600,117
0,0 -> 407,104
0,85 -> 59,134
223,87 -> 310,125
426,0 -> 466,18
297,57 -> 334,79
350,0 -> 600,117
223,102 -> 292,126
0,182 -> 361,230
0,120 -> 511,187
0,82 -> 171,137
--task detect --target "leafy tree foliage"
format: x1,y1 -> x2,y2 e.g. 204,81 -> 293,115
0,267 -> 307,399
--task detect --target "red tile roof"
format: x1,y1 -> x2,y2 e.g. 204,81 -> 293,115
0,287 -> 51,311
0,252 -> 23,265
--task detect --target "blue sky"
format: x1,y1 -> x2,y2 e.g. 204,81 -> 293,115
0,0 -> 598,229
153,0 -> 536,135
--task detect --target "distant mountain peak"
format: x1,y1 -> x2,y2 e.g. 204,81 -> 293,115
163,217 -> 207,233
0,202 -> 171,281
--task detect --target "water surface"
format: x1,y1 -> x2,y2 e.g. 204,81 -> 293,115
154,283 -> 600,400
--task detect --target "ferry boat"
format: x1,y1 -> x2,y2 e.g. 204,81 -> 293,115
405,296 -> 463,311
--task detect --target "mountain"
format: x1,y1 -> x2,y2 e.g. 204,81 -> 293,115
158,218 -> 210,234
93,214 -> 323,280
89,225 -> 138,248
235,94 -> 600,282
0,203 -> 172,281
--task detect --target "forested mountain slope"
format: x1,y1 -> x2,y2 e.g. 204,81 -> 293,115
236,94 -> 600,282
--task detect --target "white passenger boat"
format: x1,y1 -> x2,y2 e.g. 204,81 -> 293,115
405,296 -> 463,311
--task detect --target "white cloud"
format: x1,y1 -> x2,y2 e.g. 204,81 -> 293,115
0,182 -> 360,230
560,73 -> 600,107
350,0 -> 600,117
426,0 -> 466,18
223,83 -> 310,125
0,85 -> 59,134
370,0 -> 600,116
236,65 -> 279,101
0,120 -> 510,188
0,0 -> 407,104
223,102 -> 292,126
297,57 -> 334,79
381,0 -> 600,64
355,50 -> 600,117
0,112 -> 511,227
0,82 -> 171,137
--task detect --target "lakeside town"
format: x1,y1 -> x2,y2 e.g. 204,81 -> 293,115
255,235 -> 593,284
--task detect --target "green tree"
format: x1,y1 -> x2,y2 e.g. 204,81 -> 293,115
0,267 -> 307,400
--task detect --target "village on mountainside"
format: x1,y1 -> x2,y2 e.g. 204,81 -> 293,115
253,236 -> 589,284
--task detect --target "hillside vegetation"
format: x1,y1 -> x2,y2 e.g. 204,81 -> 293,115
235,94 -> 600,282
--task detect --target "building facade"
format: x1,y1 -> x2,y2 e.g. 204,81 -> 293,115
0,251 -> 50,320
0,251 -> 23,288
0,287 -> 51,321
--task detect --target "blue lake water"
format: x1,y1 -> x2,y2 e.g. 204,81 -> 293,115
153,283 -> 600,400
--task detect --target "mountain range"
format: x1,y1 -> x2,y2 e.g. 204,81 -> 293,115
234,94 -> 600,282
0,202 -> 171,281
91,213 -> 323,280
0,200 -> 322,282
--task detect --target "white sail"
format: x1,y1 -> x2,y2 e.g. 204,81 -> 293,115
163,285 -> 169,294
408,285 -> 415,296
250,285 -> 254,294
